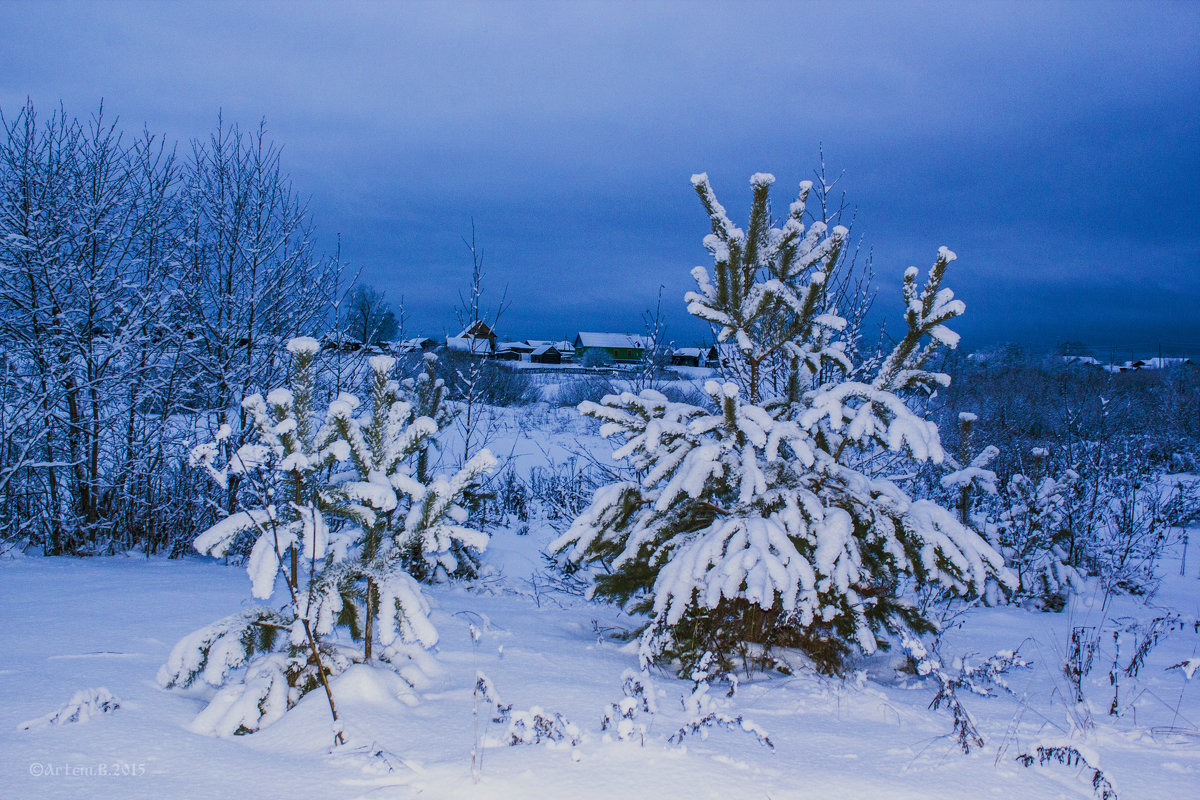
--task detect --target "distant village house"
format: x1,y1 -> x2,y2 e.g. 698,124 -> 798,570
447,321 -> 497,354
574,332 -> 650,363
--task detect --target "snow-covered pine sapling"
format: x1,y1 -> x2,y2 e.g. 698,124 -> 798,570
553,172 -> 1012,677
324,353 -> 493,660
161,338 -> 494,738
402,353 -> 453,485
939,413 -> 999,528
401,352 -> 487,578
176,336 -> 350,740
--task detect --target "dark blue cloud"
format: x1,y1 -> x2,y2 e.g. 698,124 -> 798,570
1,0 -> 1196,355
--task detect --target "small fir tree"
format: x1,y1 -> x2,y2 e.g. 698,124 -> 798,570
159,339 -> 494,737
939,412 -> 1000,528
553,172 -> 1012,675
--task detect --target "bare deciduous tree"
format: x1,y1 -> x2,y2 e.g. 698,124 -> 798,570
0,103 -> 337,554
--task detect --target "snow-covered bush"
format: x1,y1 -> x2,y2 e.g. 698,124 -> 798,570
931,350 -> 1200,601
669,679 -> 773,750
528,458 -> 602,526
554,172 -> 1011,675
900,631 -> 1030,753
494,467 -> 531,523
159,340 -> 494,737
600,669 -> 656,744
1089,458 -> 1178,596
554,375 -> 618,407
438,349 -> 540,407
993,450 -> 1085,610
995,444 -> 1195,601
475,673 -> 582,747
506,707 -> 583,747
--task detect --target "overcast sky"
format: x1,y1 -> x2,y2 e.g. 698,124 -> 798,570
1,0 -> 1196,355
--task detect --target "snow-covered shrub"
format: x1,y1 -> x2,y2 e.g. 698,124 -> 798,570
931,352 -> 1200,599
900,631 -> 1030,753
471,669 -> 581,748
1164,478 -> 1200,529
506,708 -> 582,746
17,688 -> 120,731
993,450 -> 1085,610
939,417 -> 998,501
438,350 -> 539,406
474,670 -> 513,724
935,348 -> 1200,483
554,172 -> 1011,676
494,467 -> 530,523
600,669 -> 656,744
160,340 -> 494,737
528,458 -> 601,526
668,680 -> 773,750
973,441 -> 1193,602
1091,461 -> 1175,596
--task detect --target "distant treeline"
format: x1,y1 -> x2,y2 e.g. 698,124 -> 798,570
934,345 -> 1200,480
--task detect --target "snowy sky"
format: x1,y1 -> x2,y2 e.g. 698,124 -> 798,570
1,0 -> 1197,355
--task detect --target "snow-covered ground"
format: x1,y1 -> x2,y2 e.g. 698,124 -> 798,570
3,410 -> 1199,799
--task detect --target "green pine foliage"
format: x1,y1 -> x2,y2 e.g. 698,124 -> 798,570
553,172 -> 1012,676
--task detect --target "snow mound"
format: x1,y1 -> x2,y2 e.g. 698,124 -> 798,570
330,664 -> 420,709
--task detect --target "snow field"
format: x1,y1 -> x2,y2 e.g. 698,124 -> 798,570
2,405 -> 1198,799
3,520 -> 1199,798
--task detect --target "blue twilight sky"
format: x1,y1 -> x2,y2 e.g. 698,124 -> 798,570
1,0 -> 1197,356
